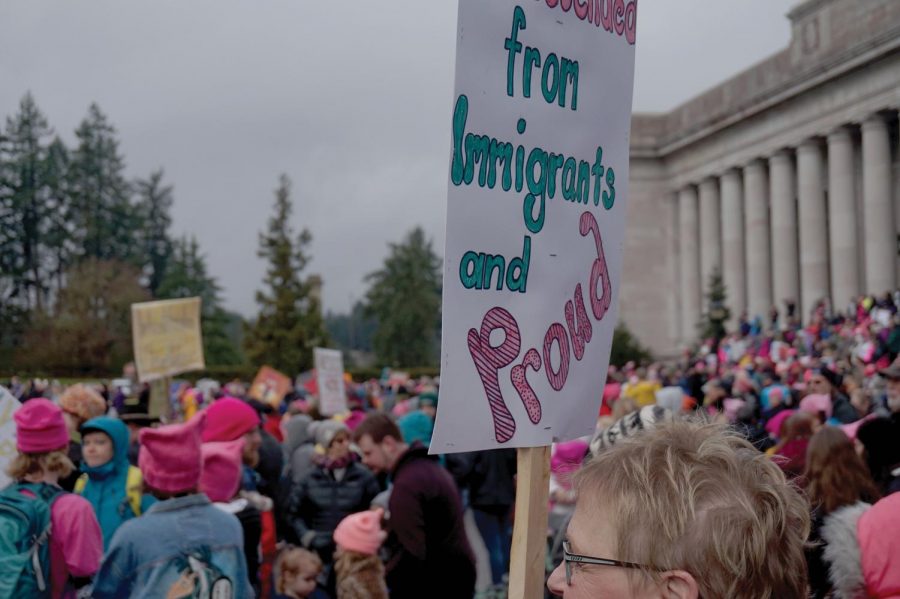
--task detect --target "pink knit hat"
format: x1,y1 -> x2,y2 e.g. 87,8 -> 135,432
14,398 -> 69,453
333,508 -> 386,556
800,394 -> 833,419
200,439 -> 245,502
140,412 -> 206,494
201,397 -> 260,443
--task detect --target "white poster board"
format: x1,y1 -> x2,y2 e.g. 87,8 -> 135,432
315,348 -> 346,417
0,386 -> 21,489
432,0 -> 637,453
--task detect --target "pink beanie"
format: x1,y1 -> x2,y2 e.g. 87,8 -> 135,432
333,508 -> 386,556
140,412 -> 206,494
201,397 -> 260,443
14,398 -> 69,453
857,493 -> 900,597
800,394 -> 833,419
200,439 -> 245,502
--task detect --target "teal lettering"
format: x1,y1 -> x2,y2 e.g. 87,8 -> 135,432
603,168 -> 616,209
542,54 -> 560,104
505,7 -> 526,98
484,253 -> 507,290
577,160 -> 591,204
562,157 -> 578,201
591,146 -> 605,206
506,236 -> 531,293
523,193 -> 545,234
524,47 -> 541,98
450,95 -> 468,186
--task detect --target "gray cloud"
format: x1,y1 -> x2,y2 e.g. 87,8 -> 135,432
0,0 -> 791,315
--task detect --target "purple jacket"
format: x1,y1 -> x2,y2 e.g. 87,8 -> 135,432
386,443 -> 476,599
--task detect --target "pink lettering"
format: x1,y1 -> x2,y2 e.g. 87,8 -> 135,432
565,283 -> 593,360
467,307 -> 521,443
574,0 -> 590,20
511,349 -> 543,424
543,323 -> 571,391
614,0 -> 626,35
580,211 -> 612,321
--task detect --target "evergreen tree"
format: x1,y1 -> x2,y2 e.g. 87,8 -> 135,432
157,236 -> 243,366
244,174 -> 327,374
42,137 -> 73,294
68,103 -> 139,264
700,268 -> 730,342
364,226 -> 441,367
609,321 -> 653,367
134,169 -> 174,296
0,93 -> 56,312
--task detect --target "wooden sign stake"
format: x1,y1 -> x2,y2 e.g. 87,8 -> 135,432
508,445 -> 552,599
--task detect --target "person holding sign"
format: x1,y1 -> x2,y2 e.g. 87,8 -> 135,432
546,420 -> 809,598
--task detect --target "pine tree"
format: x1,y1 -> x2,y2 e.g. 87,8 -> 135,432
364,226 -> 442,367
700,267 -> 730,341
134,169 -> 174,296
68,103 -> 140,264
157,236 -> 243,366
0,93 -> 56,312
244,174 -> 327,374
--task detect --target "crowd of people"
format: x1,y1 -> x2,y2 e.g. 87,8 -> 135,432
1,291 -> 899,598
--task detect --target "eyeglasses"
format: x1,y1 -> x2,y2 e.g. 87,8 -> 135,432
562,540 -> 649,586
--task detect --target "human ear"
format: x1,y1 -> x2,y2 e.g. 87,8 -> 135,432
659,570 -> 699,599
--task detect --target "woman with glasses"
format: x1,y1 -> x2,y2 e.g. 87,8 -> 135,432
547,420 -> 809,598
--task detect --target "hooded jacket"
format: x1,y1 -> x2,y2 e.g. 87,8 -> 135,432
283,415 -> 316,485
78,417 -> 155,548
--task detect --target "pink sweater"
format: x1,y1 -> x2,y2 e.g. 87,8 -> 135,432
19,489 -> 103,599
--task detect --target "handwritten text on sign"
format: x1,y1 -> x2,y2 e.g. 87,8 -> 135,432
432,0 -> 637,453
132,297 -> 205,382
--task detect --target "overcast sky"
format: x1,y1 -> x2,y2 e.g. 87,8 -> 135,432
0,1 -> 794,317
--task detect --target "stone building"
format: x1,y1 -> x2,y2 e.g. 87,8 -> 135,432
623,0 -> 900,355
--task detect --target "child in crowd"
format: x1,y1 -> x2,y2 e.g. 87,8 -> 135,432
201,438 -> 266,593
74,416 -> 155,549
92,413 -> 253,598
3,398 -> 102,598
332,508 -> 388,599
273,546 -> 329,599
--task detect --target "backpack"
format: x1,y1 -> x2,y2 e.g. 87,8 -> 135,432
0,482 -> 66,599
74,465 -> 143,517
164,548 -> 235,599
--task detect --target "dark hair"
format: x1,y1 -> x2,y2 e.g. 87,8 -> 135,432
804,427 -> 880,514
352,413 -> 401,444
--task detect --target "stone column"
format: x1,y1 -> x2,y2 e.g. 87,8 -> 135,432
698,178 -> 722,286
678,186 -> 701,338
769,149 -> 800,312
797,139 -> 829,322
862,114 -> 896,294
744,159 -> 772,320
667,193 -> 682,345
827,126 -> 860,311
720,169 -> 746,326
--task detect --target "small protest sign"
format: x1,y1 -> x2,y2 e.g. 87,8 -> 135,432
249,366 -> 292,408
314,348 -> 346,416
0,386 -> 21,489
431,0 -> 637,454
132,298 -> 205,382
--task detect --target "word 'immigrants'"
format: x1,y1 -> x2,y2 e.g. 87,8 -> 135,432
467,210 -> 612,443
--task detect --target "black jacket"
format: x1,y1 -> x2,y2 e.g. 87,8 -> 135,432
286,461 -> 380,560
457,449 -> 517,510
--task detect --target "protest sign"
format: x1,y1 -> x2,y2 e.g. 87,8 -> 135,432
432,0 -> 637,455
249,366 -> 293,408
314,348 -> 346,416
132,298 -> 205,383
0,386 -> 21,489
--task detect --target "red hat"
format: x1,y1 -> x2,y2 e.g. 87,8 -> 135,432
201,397 -> 260,443
140,413 -> 206,494
14,398 -> 69,453
200,439 -> 245,502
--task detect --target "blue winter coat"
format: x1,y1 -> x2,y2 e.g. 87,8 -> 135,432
78,416 -> 156,548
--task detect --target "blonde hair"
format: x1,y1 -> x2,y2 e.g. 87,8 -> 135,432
7,450 -> 75,480
576,420 -> 810,599
274,546 -> 322,594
